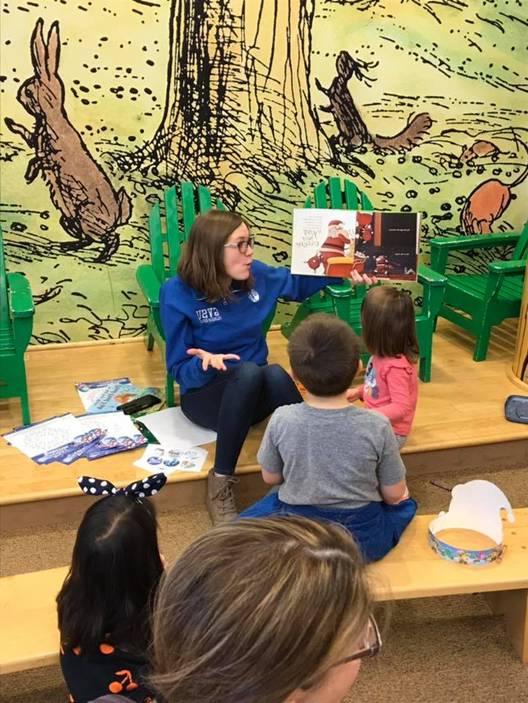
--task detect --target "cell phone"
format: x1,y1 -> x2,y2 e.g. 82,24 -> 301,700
117,394 -> 162,415
504,394 -> 528,424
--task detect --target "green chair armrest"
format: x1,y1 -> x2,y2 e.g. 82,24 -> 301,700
7,273 -> 34,317
136,264 -> 161,308
326,265 -> 446,296
429,232 -> 520,252
417,264 -> 447,286
325,281 -> 355,298
488,259 -> 527,275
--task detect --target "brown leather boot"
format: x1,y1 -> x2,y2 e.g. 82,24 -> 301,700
206,469 -> 239,525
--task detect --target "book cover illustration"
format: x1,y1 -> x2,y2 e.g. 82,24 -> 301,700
76,377 -> 159,414
291,209 -> 357,276
291,209 -> 420,281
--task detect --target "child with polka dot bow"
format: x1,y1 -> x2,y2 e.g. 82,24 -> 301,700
57,474 -> 167,703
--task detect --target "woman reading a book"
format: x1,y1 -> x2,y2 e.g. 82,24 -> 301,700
160,209 -> 374,525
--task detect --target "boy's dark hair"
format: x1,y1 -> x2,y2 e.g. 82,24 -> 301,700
57,495 -> 163,653
361,286 -> 419,362
288,314 -> 360,397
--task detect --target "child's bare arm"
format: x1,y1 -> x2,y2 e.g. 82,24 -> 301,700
257,412 -> 284,485
261,468 -> 284,485
377,423 -> 409,503
346,384 -> 364,402
380,480 -> 410,504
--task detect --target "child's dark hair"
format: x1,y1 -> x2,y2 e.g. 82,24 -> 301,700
57,495 -> 163,653
361,286 -> 419,362
288,314 -> 360,397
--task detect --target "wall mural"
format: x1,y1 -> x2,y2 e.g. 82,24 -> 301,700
0,0 -> 526,344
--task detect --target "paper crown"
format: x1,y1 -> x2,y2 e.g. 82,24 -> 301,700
428,480 -> 515,566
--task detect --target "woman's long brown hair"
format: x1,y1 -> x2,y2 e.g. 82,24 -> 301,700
178,209 -> 253,302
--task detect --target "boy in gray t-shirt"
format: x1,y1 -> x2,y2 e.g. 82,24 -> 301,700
240,314 -> 417,562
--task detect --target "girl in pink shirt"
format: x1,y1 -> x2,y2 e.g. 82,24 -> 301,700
348,286 -> 419,447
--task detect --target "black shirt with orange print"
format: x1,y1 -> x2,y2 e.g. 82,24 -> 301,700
60,641 -> 154,703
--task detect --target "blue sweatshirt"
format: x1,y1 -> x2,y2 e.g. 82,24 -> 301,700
159,260 -> 340,395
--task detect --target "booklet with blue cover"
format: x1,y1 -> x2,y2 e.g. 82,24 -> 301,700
76,377 -> 159,414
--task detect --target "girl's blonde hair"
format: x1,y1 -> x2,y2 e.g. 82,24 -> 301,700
150,516 -> 372,703
361,285 -> 419,362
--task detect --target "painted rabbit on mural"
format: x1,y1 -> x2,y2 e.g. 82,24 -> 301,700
4,18 -> 131,263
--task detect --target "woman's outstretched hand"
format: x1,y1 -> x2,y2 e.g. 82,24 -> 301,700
187,348 -> 240,372
349,270 -> 378,286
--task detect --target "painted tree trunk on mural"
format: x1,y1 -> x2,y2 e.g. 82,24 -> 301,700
141,0 -> 328,188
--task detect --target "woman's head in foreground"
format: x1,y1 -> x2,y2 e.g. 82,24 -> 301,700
151,516 -> 377,703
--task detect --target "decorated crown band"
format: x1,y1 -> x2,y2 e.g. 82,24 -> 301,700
428,480 -> 514,566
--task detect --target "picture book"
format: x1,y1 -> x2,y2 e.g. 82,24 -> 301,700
76,377 -> 160,414
291,209 -> 420,281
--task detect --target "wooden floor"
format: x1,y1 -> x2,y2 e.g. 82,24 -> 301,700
0,319 -> 526,510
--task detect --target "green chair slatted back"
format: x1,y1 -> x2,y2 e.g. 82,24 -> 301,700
306,177 -> 374,211
282,177 -> 447,382
137,182 -> 228,406
148,202 -> 165,283
0,229 -> 10,334
0,226 -> 34,424
164,186 -> 182,277
513,225 -> 528,260
429,220 -> 528,361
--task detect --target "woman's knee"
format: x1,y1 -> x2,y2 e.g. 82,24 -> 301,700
232,361 -> 266,387
263,363 -> 291,385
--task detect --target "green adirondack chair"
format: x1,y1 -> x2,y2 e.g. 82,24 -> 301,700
0,227 -> 35,425
281,177 -> 447,382
137,181 -> 225,406
429,221 -> 528,361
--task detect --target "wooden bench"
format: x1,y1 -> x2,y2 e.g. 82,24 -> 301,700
1,510 -> 527,675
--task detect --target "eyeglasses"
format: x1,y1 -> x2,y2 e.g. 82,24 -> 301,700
301,615 -> 381,691
224,237 -> 255,254
335,615 -> 382,665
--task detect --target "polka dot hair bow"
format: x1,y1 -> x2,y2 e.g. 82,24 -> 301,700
78,473 -> 167,499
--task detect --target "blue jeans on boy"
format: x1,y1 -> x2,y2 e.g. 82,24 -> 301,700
240,493 -> 417,563
181,362 -> 302,476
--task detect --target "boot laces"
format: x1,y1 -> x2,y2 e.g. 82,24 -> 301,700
214,476 -> 239,514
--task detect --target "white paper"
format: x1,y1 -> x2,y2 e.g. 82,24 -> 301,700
136,407 -> 217,448
4,414 -> 84,459
134,444 -> 208,474
429,480 -> 515,545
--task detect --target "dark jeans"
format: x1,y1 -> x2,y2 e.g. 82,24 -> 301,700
240,494 -> 418,563
181,362 -> 302,475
